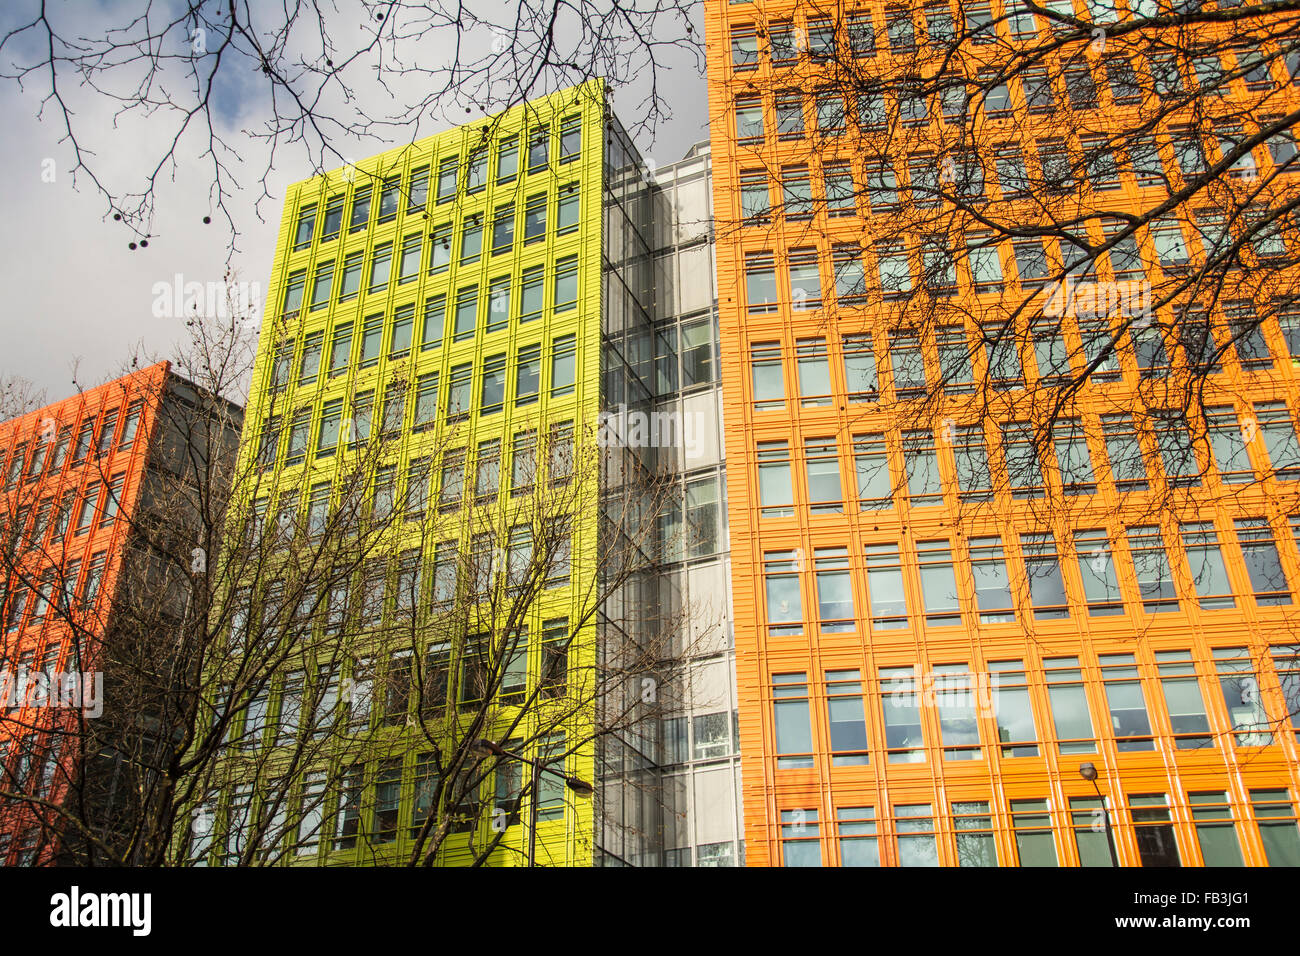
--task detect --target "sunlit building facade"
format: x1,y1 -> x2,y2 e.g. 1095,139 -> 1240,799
705,0 -> 1300,866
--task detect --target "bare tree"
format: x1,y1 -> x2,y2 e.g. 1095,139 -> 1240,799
715,0 -> 1300,742
0,298 -> 692,866
0,0 -> 703,247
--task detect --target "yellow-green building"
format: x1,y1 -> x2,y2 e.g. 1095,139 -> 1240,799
208,80 -> 663,866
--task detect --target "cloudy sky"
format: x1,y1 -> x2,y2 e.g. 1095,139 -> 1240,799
0,0 -> 709,405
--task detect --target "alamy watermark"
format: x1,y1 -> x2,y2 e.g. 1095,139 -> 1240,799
1,667 -> 103,717
597,404 -> 706,460
1044,277 -> 1152,324
151,273 -> 262,322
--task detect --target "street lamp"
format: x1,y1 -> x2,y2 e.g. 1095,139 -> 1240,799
471,738 -> 594,866
1078,762 -> 1120,867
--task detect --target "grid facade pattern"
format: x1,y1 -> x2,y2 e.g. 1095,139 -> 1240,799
706,0 -> 1300,866
229,83 -> 608,866
0,363 -> 169,865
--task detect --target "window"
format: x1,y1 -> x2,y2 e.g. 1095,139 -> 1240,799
366,243 -> 392,293
937,326 -> 975,394
426,227 -> 453,278
837,807 -> 879,866
758,441 -> 793,517
954,425 -> 993,501
412,372 -> 438,432
768,671 -> 815,769
681,317 -> 715,386
994,147 -> 1030,199
558,114 -> 581,162
1180,522 -> 1234,610
775,92 -> 805,142
1131,794 -> 1181,867
825,168 -> 856,219
527,126 -> 549,172
1234,518 -> 1290,605
1100,654 -> 1154,751
511,430 -> 537,495
832,243 -> 863,303
515,344 -> 541,406
1251,790 -> 1300,865
100,475 -> 124,528
393,234 -> 422,287
1272,643 -> 1300,744
1040,656 -> 1096,755
540,618 -> 568,698
731,26 -> 759,70
1020,533 -> 1068,619
407,166 -> 429,213
1157,650 -> 1212,750
685,475 -> 719,557
735,98 -> 764,143
916,538 -> 960,625
740,171 -> 771,223
889,331 -> 926,398
936,663 -> 981,759
293,203 -> 317,251
880,666 -> 923,762
952,801 -> 997,866
795,338 -> 831,406
377,176 -> 400,223
781,809 -> 821,866
454,285 -> 479,342
1127,525 -> 1177,612
447,364 -> 472,421
764,551 -> 803,636
1100,414 -> 1147,490
479,354 -> 506,416
460,215 -> 483,264
1012,239 -> 1049,287
557,184 -> 579,233
1022,68 -> 1054,114
804,439 -> 842,514
1254,401 -> 1300,477
1031,319 -> 1070,384
359,314 -> 383,369
387,305 -> 414,361
866,543 -> 908,629
553,256 -> 578,312
519,265 -> 544,323
854,433 -> 892,510
1074,527 -> 1123,616
1070,797 -> 1115,867
551,334 -> 576,395
321,195 -> 344,242
1011,800 -> 1058,866
814,549 -> 855,632
435,156 -> 458,203
279,268 -> 307,317
1150,410 -> 1200,488
741,343 -> 784,414
841,334 -> 876,402
1223,301 -> 1272,369
991,659 -> 1038,756
490,203 -> 515,255
967,232 -> 1003,291
324,328 -> 354,387
1213,646 -> 1273,746
745,252 -> 778,313
1053,420 -> 1096,493
74,484 -> 101,534
895,805 -> 939,866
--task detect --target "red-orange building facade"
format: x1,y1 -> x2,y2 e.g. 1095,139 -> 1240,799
0,363 -> 170,865
706,0 -> 1300,866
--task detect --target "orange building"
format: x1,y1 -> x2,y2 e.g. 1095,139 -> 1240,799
705,0 -> 1300,866
0,362 -> 238,865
